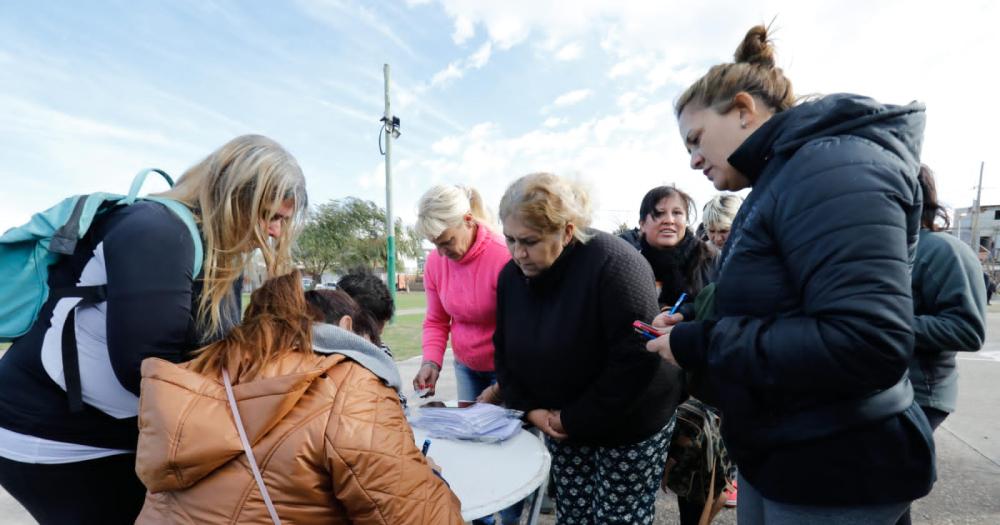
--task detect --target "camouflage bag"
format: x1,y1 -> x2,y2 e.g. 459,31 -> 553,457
662,397 -> 734,522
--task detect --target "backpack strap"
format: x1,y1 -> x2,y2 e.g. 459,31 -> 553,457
144,197 -> 203,278
125,168 -> 203,277
50,285 -> 109,412
123,169 -> 174,205
50,196 -> 91,255
223,369 -> 281,525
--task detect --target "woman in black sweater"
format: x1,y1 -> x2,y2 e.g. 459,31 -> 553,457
494,172 -> 683,525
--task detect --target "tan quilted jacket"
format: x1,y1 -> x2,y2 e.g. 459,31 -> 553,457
134,352 -> 463,524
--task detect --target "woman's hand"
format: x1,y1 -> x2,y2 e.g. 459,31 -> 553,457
652,311 -> 684,329
646,332 -> 678,367
412,362 -> 441,397
527,409 -> 569,441
548,410 -> 567,436
426,456 -> 442,474
476,383 -> 503,405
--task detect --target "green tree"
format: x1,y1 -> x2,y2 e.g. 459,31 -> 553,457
294,197 -> 422,281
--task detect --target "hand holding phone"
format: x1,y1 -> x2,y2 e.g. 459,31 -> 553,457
633,320 -> 664,340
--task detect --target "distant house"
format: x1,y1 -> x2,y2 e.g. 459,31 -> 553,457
951,204 -> 1000,259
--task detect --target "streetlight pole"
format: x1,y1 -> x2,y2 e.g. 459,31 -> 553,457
383,64 -> 396,306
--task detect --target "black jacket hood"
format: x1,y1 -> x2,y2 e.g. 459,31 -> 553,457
730,93 -> 926,184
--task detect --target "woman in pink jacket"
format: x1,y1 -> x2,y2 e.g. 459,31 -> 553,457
412,185 -> 510,400
411,184 -> 520,525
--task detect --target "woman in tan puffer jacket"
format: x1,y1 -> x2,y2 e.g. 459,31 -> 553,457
134,272 -> 463,524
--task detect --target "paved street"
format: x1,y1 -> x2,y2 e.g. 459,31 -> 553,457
1,309 -> 998,523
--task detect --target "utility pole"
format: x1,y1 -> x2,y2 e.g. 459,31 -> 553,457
380,64 -> 403,307
383,64 -> 396,306
970,161 -> 985,254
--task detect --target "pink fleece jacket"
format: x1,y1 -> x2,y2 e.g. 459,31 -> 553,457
422,224 -> 511,372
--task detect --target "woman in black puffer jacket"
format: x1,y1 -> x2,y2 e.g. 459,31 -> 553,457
645,25 -> 935,524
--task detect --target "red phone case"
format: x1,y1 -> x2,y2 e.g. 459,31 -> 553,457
632,320 -> 663,337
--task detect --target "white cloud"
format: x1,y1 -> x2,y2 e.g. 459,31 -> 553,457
467,41 -> 493,69
552,89 -> 592,108
429,41 -> 493,88
431,135 -> 462,155
554,42 -> 583,61
419,0 -> 1000,210
608,55 -> 649,78
452,15 -> 475,44
430,62 -> 463,87
400,96 -> 703,232
543,117 -> 565,128
616,91 -> 645,109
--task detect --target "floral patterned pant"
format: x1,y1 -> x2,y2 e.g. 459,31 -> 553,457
545,422 -> 671,524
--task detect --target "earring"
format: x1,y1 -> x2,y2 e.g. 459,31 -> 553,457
740,120 -> 747,129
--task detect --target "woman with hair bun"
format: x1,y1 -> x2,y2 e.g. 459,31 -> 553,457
495,173 -> 682,524
646,25 -> 936,523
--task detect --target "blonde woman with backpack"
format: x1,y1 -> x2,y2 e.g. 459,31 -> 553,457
0,135 -> 307,524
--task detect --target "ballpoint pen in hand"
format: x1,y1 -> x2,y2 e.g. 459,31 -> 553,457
668,292 -> 688,316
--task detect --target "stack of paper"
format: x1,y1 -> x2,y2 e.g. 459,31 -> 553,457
409,403 -> 523,442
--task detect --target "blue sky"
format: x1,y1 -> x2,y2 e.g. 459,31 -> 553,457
2,0 -> 998,233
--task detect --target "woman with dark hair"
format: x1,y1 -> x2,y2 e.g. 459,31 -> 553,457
624,186 -> 728,523
134,272 -> 462,524
622,186 -> 717,318
895,165 -> 987,524
646,25 -> 936,523
305,288 -> 384,346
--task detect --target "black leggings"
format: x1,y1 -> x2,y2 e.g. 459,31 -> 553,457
0,453 -> 146,525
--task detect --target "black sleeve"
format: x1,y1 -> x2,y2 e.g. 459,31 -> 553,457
104,204 -> 198,395
678,140 -> 918,395
559,244 -> 664,440
493,266 -> 536,413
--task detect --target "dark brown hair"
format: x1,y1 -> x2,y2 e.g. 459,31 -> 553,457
639,186 -> 698,224
305,289 -> 383,346
187,271 -> 313,382
918,165 -> 950,232
675,25 -> 796,117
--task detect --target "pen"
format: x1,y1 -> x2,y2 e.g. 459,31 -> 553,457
668,292 -> 688,316
421,438 -> 432,456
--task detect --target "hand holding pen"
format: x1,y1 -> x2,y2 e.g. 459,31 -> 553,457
641,292 -> 686,367
652,292 -> 687,329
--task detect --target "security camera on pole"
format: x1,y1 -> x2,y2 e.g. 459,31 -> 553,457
380,64 -> 401,308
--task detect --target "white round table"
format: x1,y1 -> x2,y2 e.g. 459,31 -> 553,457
413,427 -> 551,522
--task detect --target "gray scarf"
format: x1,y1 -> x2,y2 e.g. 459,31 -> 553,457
311,323 -> 402,393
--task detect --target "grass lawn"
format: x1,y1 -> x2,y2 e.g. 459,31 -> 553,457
393,291 -> 428,311
385,291 -> 427,361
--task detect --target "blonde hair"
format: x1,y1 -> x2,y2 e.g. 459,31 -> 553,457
155,135 -> 307,339
702,194 -> 744,230
414,185 -> 493,240
498,173 -> 593,243
675,25 -> 795,117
